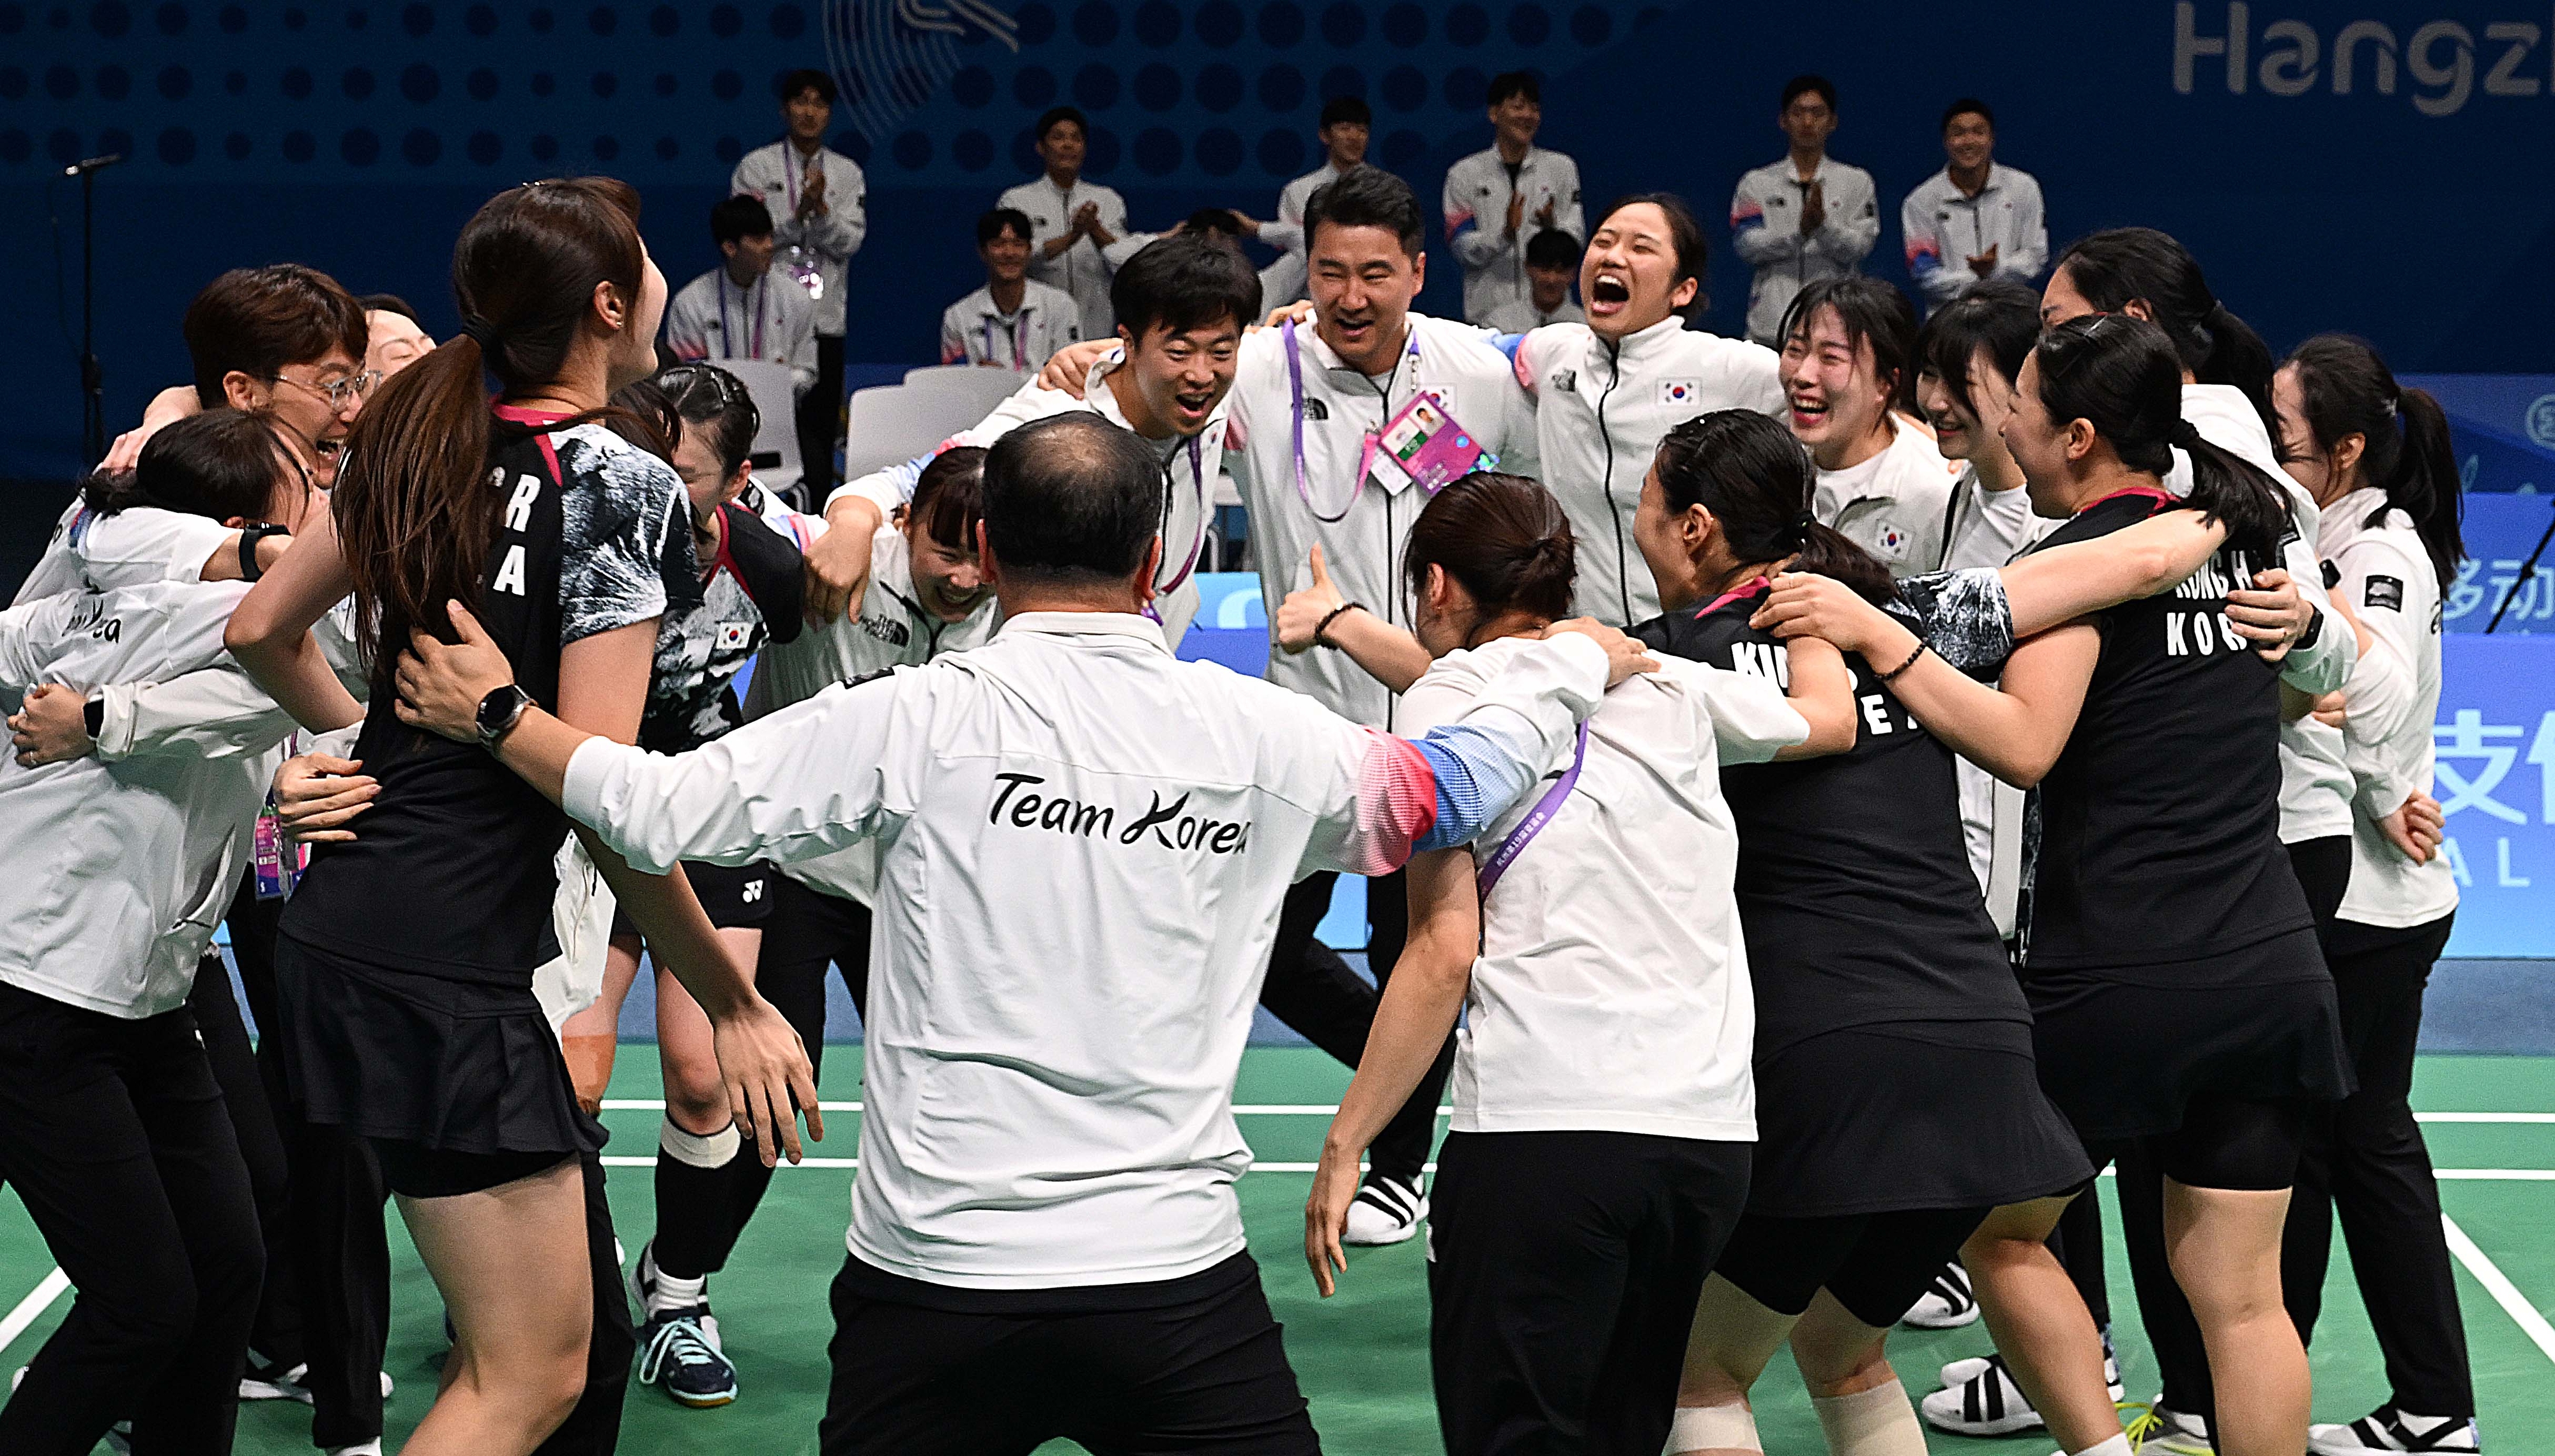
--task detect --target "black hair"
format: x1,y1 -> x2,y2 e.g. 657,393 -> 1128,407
358,292 -> 422,324
977,207 -> 1034,248
1302,163 -> 1426,257
711,193 -> 774,248
182,264 -> 372,409
778,68 -> 835,105
1486,71 -> 1541,108
1033,105 -> 1089,144
1779,275 -> 1921,416
1941,97 -> 1995,132
1110,232 -> 1262,343
1318,95 -> 1373,130
1596,192 -> 1707,297
1781,73 -> 1836,112
1403,472 -> 1575,625
2284,335 -> 2465,591
1524,227 -> 1582,272
653,363 -> 762,478
84,409 -> 301,524
909,445 -> 986,554
1916,277 -> 2040,420
980,414 -> 1166,584
1653,411 -> 1897,606
2054,227 -> 2276,439
1182,206 -> 1246,239
2031,314 -> 2291,566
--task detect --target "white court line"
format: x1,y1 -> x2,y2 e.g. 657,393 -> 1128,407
595,1157 -> 2555,1183
0,1268 -> 70,1356
2418,1112 -> 2555,1124
600,1098 -> 2545,1123
2443,1213 -> 2555,1367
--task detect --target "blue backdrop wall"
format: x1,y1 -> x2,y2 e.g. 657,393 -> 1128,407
6,0 -> 2555,475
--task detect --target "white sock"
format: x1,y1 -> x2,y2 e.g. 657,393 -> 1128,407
641,1243 -> 708,1316
2069,1436 -> 2133,1456
1810,1383 -> 1926,1456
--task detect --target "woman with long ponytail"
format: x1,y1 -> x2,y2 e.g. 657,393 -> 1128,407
225,178 -> 818,1456
1752,314 -> 2354,1456
2268,335 -> 2478,1456
1624,411 -> 2087,1456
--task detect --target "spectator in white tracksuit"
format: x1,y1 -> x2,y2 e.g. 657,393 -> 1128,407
1252,95 -> 1372,308
997,106 -> 1132,343
1504,193 -> 1785,626
1443,72 -> 1584,328
662,194 -> 820,398
1731,75 -> 1879,347
731,68 -> 869,499
1901,99 -> 2048,312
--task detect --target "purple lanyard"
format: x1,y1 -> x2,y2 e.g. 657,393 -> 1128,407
719,273 -> 765,360
1285,319 -> 1418,524
1154,433 -> 1208,597
782,143 -> 806,215
1474,721 -> 1589,897
984,310 -> 1031,370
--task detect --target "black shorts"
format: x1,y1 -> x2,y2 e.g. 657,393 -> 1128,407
817,1251 -> 1317,1455
610,859 -> 777,936
1714,1204 -> 1994,1329
370,1141 -> 576,1200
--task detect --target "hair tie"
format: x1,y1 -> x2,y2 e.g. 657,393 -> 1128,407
2167,418 -> 2205,451
1789,511 -> 1817,549
2383,391 -> 2401,420
457,315 -> 500,353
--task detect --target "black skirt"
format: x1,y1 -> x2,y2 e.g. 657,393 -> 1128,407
2026,927 -> 2355,1144
1746,1021 -> 2092,1219
271,932 -> 591,1158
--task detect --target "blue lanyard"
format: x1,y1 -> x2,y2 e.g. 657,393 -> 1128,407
1285,319 -> 1419,524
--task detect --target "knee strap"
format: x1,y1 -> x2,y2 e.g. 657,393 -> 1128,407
658,1114 -> 740,1169
1811,1383 -> 1926,1456
1667,1402 -> 1761,1454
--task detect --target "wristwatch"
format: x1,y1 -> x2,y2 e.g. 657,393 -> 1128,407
2294,607 -> 2326,652
475,683 -> 533,747
237,522 -> 291,582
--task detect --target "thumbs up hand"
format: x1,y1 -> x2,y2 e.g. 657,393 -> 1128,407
1275,544 -> 1350,654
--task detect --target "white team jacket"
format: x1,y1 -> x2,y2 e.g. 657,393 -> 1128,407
561,613 -> 1610,1290
1443,146 -> 1585,326
1730,156 -> 1880,346
1511,317 -> 1786,624
1814,414 -> 1967,578
15,499 -> 235,607
662,265 -> 820,397
731,141 -> 868,337
1224,315 -> 1540,729
1900,164 -> 2048,310
2165,383 -> 2358,842
996,176 -> 1131,342
938,280 -> 1083,371
829,353 -> 1224,646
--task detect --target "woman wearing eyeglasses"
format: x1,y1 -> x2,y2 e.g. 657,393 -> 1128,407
224,181 -> 818,1456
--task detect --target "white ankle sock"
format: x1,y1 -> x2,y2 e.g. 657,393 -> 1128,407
1810,1383 -> 1926,1456
641,1245 -> 709,1315
2070,1436 -> 2133,1456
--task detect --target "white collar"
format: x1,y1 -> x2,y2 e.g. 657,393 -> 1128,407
1297,315 -> 1421,377
995,610 -> 1168,651
1592,312 -> 1690,362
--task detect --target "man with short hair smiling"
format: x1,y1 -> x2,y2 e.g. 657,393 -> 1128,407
998,105 -> 1132,341
1481,227 -> 1587,333
664,193 -> 820,397
1444,72 -> 1585,327
1732,74 -> 1879,347
1902,98 -> 2048,312
732,68 -> 870,498
386,408 -> 1649,1456
940,208 -> 1082,371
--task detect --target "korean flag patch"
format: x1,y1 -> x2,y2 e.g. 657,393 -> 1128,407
2364,575 -> 2405,612
1659,378 -> 1700,409
1875,524 -> 1909,561
718,622 -> 751,651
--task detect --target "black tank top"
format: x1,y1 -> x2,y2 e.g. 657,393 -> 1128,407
1638,581 -> 2026,1058
2020,489 -> 2312,976
284,413 -> 693,985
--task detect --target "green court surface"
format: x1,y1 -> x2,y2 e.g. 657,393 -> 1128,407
4,1050 -> 2551,1454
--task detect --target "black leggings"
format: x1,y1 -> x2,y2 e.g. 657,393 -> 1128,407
0,980 -> 264,1456
2088,1093 -> 2309,1194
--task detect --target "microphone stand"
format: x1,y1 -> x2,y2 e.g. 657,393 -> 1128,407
66,153 -> 123,464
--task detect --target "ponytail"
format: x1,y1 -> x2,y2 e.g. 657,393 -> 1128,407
2283,334 -> 2465,591
1402,471 -> 1576,623
1653,409 -> 1898,605
2055,227 -> 2275,439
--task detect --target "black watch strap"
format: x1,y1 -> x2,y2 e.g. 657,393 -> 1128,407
237,523 -> 289,583
2296,606 -> 2326,651
83,695 -> 104,740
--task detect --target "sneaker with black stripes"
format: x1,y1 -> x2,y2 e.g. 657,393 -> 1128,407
1922,1330 -> 2125,1437
1339,1173 -> 1426,1247
1900,1260 -> 1981,1329
2310,1406 -> 2482,1453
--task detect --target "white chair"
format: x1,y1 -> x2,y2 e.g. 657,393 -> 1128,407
707,358 -> 803,503
841,386 -> 964,483
904,363 -> 1030,420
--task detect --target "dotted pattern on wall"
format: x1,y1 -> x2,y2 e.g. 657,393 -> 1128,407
0,1 -> 1668,186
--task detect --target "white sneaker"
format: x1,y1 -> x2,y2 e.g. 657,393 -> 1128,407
1339,1175 -> 1426,1247
239,1356 -> 311,1403
2309,1406 -> 2482,1453
326,1443 -> 386,1456
2126,1400 -> 2216,1454
1923,1333 -> 2124,1437
1902,1261 -> 1981,1329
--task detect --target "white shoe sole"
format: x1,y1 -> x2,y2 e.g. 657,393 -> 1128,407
1902,1301 -> 1983,1330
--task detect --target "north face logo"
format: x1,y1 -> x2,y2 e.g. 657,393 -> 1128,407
1303,397 -> 1329,421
